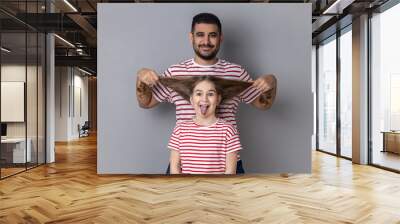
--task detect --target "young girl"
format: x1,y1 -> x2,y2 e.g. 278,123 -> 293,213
159,76 -> 251,174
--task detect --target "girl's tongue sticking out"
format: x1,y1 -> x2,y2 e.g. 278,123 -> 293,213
200,103 -> 209,115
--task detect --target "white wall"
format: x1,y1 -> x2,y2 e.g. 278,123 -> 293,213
312,45 -> 317,150
1,65 -> 38,137
55,67 -> 89,141
72,72 -> 89,138
55,67 -> 69,141
1,66 -> 26,136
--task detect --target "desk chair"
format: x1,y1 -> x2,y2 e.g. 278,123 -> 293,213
78,121 -> 90,138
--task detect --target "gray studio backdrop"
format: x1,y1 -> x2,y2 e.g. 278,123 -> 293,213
98,3 -> 312,174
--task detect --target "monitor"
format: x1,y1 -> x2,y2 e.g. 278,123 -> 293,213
1,123 -> 7,137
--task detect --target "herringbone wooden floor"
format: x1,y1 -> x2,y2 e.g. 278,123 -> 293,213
1,134 -> 400,224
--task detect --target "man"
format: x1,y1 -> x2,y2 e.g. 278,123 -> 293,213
136,12 -> 277,174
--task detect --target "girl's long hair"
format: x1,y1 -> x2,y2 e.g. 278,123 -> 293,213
158,76 -> 252,102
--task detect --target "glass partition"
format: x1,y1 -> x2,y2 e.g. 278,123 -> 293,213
27,31 -> 38,169
1,31 -> 28,177
38,32 -> 45,165
0,1 -> 46,179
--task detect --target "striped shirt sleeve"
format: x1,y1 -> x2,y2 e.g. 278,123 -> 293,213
168,124 -> 181,151
238,68 -> 262,104
225,125 -> 242,154
151,68 -> 172,103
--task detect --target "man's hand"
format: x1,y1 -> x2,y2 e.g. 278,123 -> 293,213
252,74 -> 276,93
136,68 -> 160,109
251,74 -> 277,110
137,68 -> 159,87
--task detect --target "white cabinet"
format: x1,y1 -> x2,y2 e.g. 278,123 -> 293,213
1,138 -> 32,163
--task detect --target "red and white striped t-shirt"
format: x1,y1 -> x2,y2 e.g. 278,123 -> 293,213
168,119 -> 242,174
152,58 -> 262,128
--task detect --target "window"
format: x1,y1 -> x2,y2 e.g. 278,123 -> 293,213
317,35 -> 337,154
340,28 -> 352,158
371,3 -> 400,171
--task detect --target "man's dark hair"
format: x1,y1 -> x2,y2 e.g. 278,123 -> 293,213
191,13 -> 222,33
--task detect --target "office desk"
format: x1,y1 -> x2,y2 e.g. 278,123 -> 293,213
1,138 -> 31,163
381,131 -> 400,154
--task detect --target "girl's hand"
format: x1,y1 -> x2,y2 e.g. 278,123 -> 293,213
225,151 -> 238,174
170,149 -> 181,174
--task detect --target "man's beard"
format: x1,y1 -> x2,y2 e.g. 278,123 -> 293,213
193,44 -> 219,61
